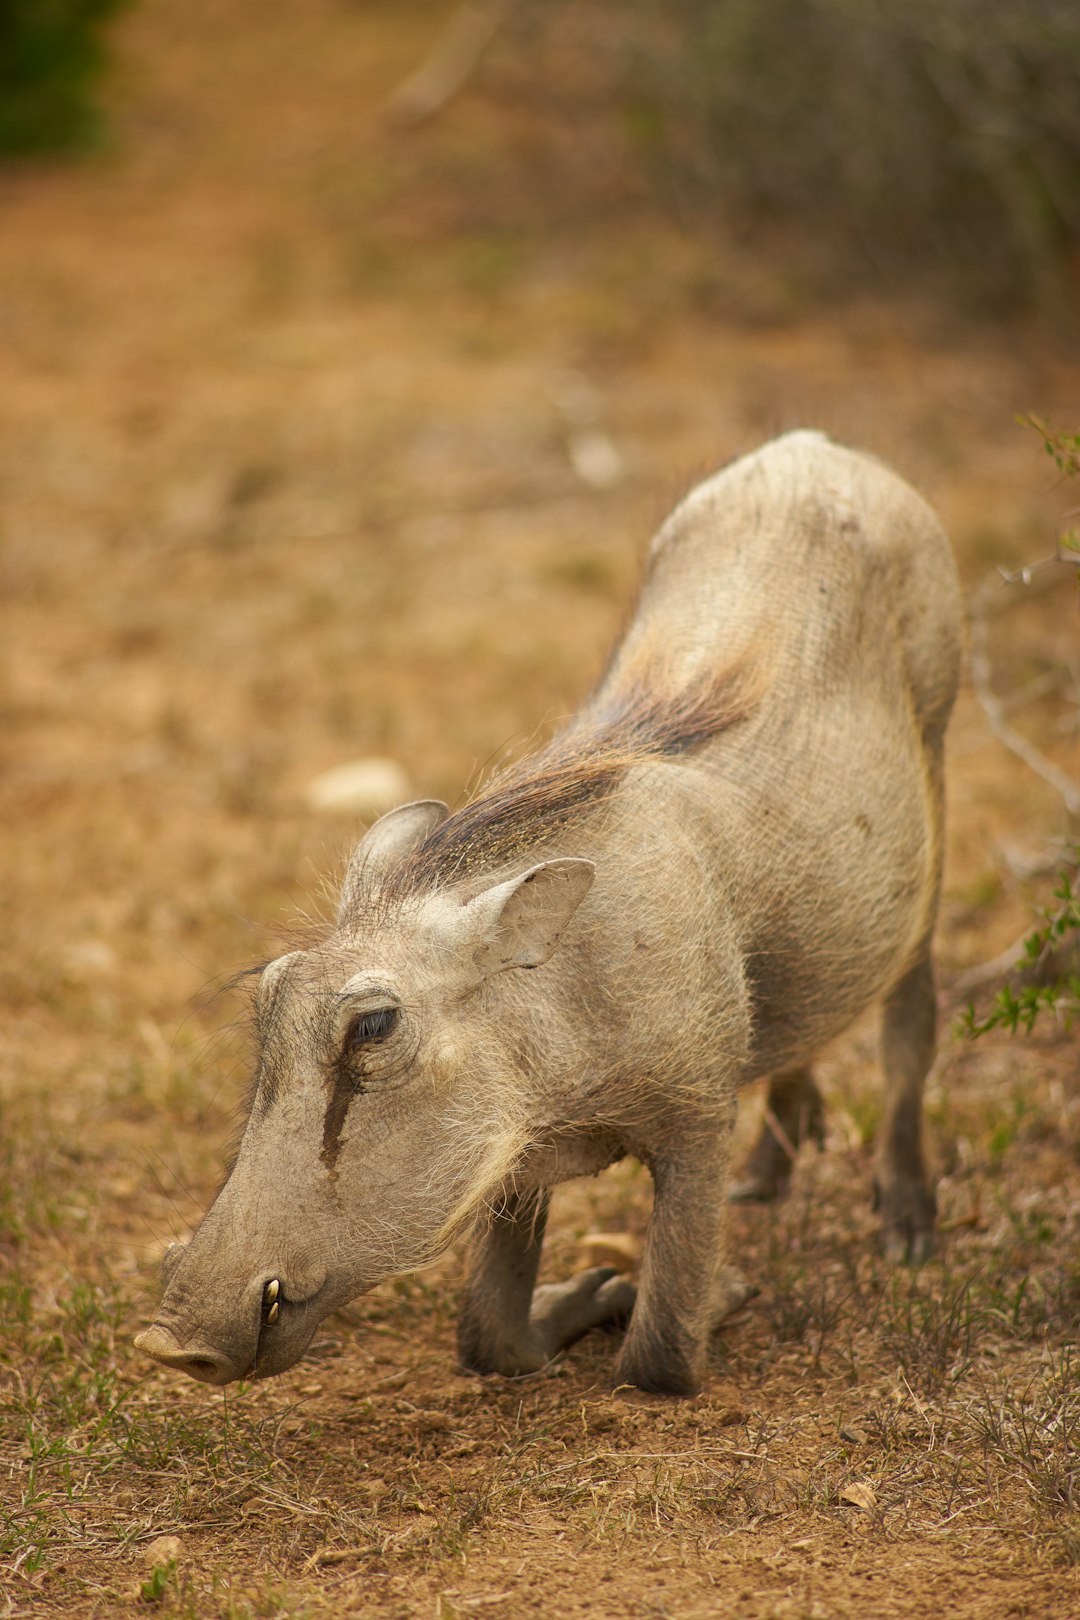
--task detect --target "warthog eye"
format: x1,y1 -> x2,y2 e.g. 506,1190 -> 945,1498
348,1007 -> 398,1049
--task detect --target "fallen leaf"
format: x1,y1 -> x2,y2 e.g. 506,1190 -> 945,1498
578,1231 -> 642,1272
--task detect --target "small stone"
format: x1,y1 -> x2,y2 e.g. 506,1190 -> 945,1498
578,1231 -> 642,1273
142,1534 -> 182,1568
62,940 -> 117,979
567,428 -> 624,490
305,758 -> 411,819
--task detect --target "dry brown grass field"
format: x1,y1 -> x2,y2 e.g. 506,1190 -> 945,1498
1,4 -> 1078,1617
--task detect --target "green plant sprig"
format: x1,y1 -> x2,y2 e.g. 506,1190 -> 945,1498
964,858 -> 1080,1037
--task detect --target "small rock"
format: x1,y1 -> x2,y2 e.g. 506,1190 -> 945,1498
62,940 -> 117,979
142,1534 -> 182,1568
567,428 -> 624,491
579,1231 -> 642,1273
305,758 -> 411,819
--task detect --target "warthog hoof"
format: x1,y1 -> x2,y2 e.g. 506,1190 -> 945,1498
459,1266 -> 638,1380
530,1266 -> 637,1357
874,1175 -> 937,1265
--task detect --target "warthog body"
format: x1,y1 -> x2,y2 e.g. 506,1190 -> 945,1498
136,430 -> 961,1397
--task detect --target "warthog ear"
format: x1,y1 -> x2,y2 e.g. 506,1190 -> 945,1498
339,800 -> 449,920
467,858 -> 595,974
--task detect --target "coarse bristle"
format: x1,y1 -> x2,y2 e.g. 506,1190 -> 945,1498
386,659 -> 760,897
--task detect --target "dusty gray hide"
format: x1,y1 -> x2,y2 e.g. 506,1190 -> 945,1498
135,431 -> 961,1397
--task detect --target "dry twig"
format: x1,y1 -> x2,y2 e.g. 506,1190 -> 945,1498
969,574 -> 1080,817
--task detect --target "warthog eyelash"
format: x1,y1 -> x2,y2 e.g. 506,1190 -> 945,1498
346,1007 -> 399,1049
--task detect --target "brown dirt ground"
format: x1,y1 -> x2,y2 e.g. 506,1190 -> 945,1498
1,3 -> 1079,1618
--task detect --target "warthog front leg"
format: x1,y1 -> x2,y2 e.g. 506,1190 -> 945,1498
615,1149 -> 754,1397
457,1189 -> 635,1377
729,1065 -> 825,1203
876,950 -> 937,1264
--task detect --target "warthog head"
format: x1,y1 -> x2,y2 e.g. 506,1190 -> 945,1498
135,800 -> 593,1385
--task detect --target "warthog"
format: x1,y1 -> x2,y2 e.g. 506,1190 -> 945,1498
136,430 -> 960,1397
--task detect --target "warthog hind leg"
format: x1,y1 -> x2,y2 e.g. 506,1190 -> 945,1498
529,1268 -> 637,1356
876,950 -> 937,1264
457,1190 -> 634,1376
729,1065 -> 825,1203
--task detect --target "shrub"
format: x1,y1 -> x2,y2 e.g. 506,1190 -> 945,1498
503,0 -> 1080,305
964,417 -> 1080,1039
0,0 -> 130,157
644,0 -> 1080,299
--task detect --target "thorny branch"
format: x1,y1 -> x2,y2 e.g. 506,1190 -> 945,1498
954,424 -> 1079,1000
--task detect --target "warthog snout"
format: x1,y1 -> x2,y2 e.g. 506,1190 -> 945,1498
133,1323 -> 240,1386
136,1262 -> 330,1385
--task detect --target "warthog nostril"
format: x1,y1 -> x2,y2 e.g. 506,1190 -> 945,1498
133,1325 -> 237,1385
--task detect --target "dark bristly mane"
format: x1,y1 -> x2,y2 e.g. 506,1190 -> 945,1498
387,660 -> 761,898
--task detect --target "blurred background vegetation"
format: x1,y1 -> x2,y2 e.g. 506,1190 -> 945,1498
5,0 -> 1079,311
570,0 -> 1080,308
0,0 -> 130,155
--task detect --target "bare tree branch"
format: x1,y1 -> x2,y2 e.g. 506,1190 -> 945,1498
996,543 -> 1080,586
969,575 -> 1080,816
948,935 -> 1030,1000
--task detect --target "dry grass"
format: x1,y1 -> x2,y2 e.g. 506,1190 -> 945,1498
3,1028 -> 1079,1616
